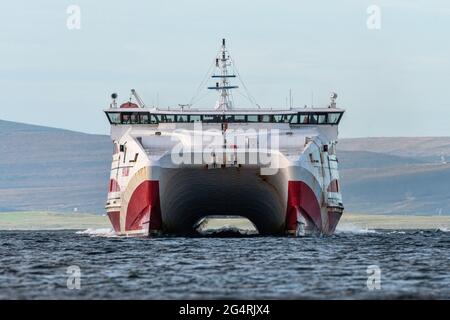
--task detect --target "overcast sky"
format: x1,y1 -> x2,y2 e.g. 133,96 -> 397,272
0,0 -> 449,137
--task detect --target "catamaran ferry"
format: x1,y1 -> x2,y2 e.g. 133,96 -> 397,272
104,39 -> 345,236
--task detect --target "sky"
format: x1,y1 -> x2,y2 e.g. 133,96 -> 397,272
0,0 -> 449,138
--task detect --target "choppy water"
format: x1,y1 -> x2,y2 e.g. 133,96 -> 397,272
0,227 -> 449,299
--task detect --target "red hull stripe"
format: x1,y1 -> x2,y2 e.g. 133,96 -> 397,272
327,210 -> 341,233
107,211 -> 121,232
125,180 -> 162,231
286,181 -> 322,231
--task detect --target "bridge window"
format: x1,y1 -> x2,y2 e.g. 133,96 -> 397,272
160,114 -> 176,122
290,114 -> 299,124
259,115 -> 273,122
131,113 -> 140,124
140,113 -> 150,124
150,114 -> 160,123
189,115 -> 202,122
224,114 -> 234,122
328,112 -> 342,124
309,114 -> 318,124
247,115 -> 258,122
274,114 -> 290,123
176,115 -> 188,122
318,114 -> 327,124
107,112 -> 121,124
293,112 -> 343,125
121,113 -> 131,124
106,111 -> 343,125
203,115 -> 223,123
106,112 -> 155,124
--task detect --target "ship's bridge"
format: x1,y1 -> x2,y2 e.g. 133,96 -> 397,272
104,108 -> 344,126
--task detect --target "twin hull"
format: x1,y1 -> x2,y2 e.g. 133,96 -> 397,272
105,123 -> 344,236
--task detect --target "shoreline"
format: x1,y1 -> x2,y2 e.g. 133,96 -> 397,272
0,211 -> 449,231
340,213 -> 450,230
0,212 -> 109,230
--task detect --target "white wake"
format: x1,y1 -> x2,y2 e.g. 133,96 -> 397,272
335,223 -> 377,234
76,228 -> 116,237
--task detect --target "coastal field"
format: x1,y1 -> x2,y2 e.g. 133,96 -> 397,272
0,212 -> 449,231
340,213 -> 450,230
0,212 -> 109,230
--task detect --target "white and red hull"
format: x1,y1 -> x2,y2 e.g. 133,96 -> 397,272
105,122 -> 344,236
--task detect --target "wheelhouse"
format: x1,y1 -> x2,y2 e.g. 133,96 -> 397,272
105,110 -> 344,126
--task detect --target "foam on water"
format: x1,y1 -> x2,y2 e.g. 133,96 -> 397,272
387,230 -> 406,234
76,228 -> 115,237
77,224 -> 377,237
335,223 -> 377,234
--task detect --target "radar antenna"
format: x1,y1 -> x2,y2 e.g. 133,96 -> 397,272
329,92 -> 338,108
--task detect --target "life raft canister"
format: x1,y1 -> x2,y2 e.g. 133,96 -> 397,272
120,102 -> 139,108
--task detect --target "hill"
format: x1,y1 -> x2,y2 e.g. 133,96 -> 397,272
0,119 -> 110,213
338,138 -> 450,214
1,119 -> 449,215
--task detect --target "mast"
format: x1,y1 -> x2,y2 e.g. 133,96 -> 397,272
207,38 -> 238,110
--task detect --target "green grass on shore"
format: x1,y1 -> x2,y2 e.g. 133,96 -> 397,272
0,211 -> 449,231
340,213 -> 450,230
0,211 -> 109,230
